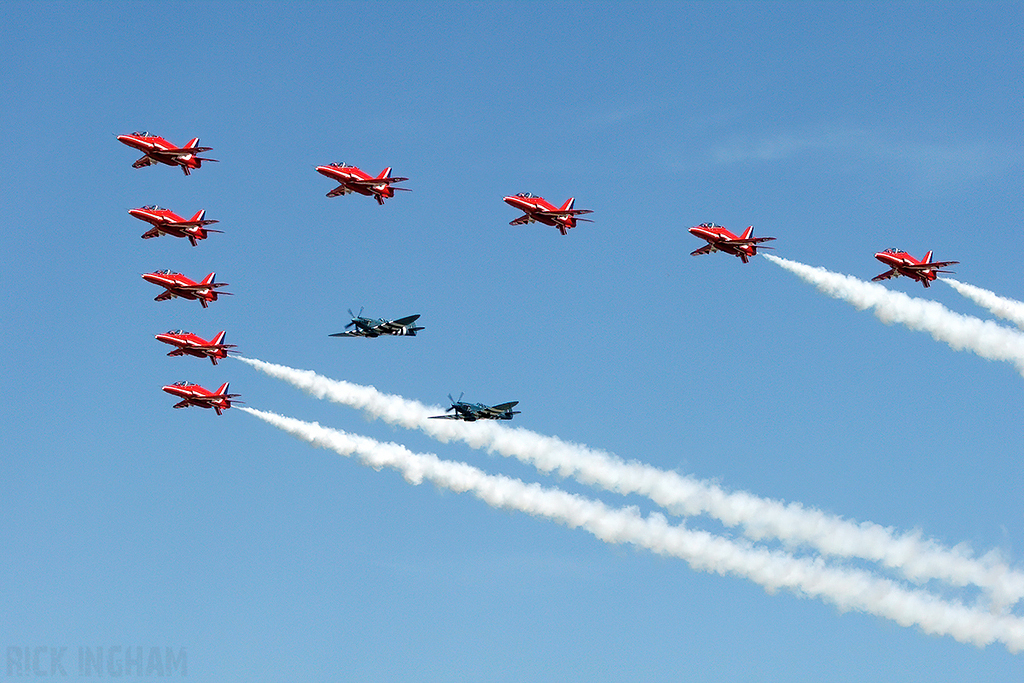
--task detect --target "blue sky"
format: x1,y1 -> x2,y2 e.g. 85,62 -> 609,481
3,1 -> 1023,680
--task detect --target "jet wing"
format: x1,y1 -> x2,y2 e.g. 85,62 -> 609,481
721,237 -> 776,246
141,227 -> 163,239
509,214 -> 533,226
537,209 -> 594,219
903,260 -> 959,271
172,399 -> 191,409
350,177 -> 408,186
133,155 -> 156,168
327,184 -> 353,197
178,283 -> 229,292
154,291 -> 175,301
871,269 -> 897,282
168,219 -> 220,229
151,146 -> 213,157
690,244 -> 716,256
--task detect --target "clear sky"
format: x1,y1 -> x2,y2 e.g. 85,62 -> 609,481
3,1 -> 1023,680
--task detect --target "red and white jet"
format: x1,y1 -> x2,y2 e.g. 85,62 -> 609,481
155,330 -> 237,365
315,162 -> 410,205
503,193 -> 593,235
688,222 -> 775,263
116,131 -> 217,175
129,205 -> 222,247
871,248 -> 959,288
162,381 -> 241,415
142,270 -> 231,308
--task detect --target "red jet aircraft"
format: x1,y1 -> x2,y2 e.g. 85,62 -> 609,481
315,163 -> 410,205
502,193 -> 593,235
688,222 -> 776,263
142,270 -> 231,308
129,205 -> 222,247
155,330 -> 237,365
871,248 -> 959,288
116,131 -> 217,175
162,381 -> 241,415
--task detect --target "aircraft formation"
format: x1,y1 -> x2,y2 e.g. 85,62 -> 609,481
119,132 -> 959,417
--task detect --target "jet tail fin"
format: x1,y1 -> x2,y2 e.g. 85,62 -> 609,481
211,331 -> 227,346
924,250 -> 933,264
200,272 -> 216,286
185,137 -> 200,150
377,167 -> 392,179
740,226 -> 754,240
190,209 -> 206,223
560,197 -> 575,212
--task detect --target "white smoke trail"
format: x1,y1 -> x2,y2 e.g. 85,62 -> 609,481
239,405 -> 1024,651
943,279 -> 1024,330
235,355 -> 1024,608
764,254 -> 1024,376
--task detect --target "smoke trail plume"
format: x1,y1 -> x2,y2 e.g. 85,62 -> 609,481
764,254 -> 1024,376
944,279 -> 1024,330
235,355 -> 1024,608
240,406 -> 1024,651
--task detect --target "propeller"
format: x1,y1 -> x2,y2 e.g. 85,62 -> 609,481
345,307 -> 365,329
446,392 -> 464,411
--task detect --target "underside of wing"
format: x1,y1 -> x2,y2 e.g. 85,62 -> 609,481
152,146 -> 212,157
327,184 -> 352,197
169,219 -> 220,229
133,155 -> 156,168
330,330 -> 362,337
721,237 -> 775,247
154,290 -> 174,301
172,399 -> 191,409
872,269 -> 897,281
351,177 -> 408,186
179,282 -> 228,292
141,227 -> 162,239
690,244 -> 715,256
509,214 -> 533,226
428,414 -> 459,420
904,260 -> 959,271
